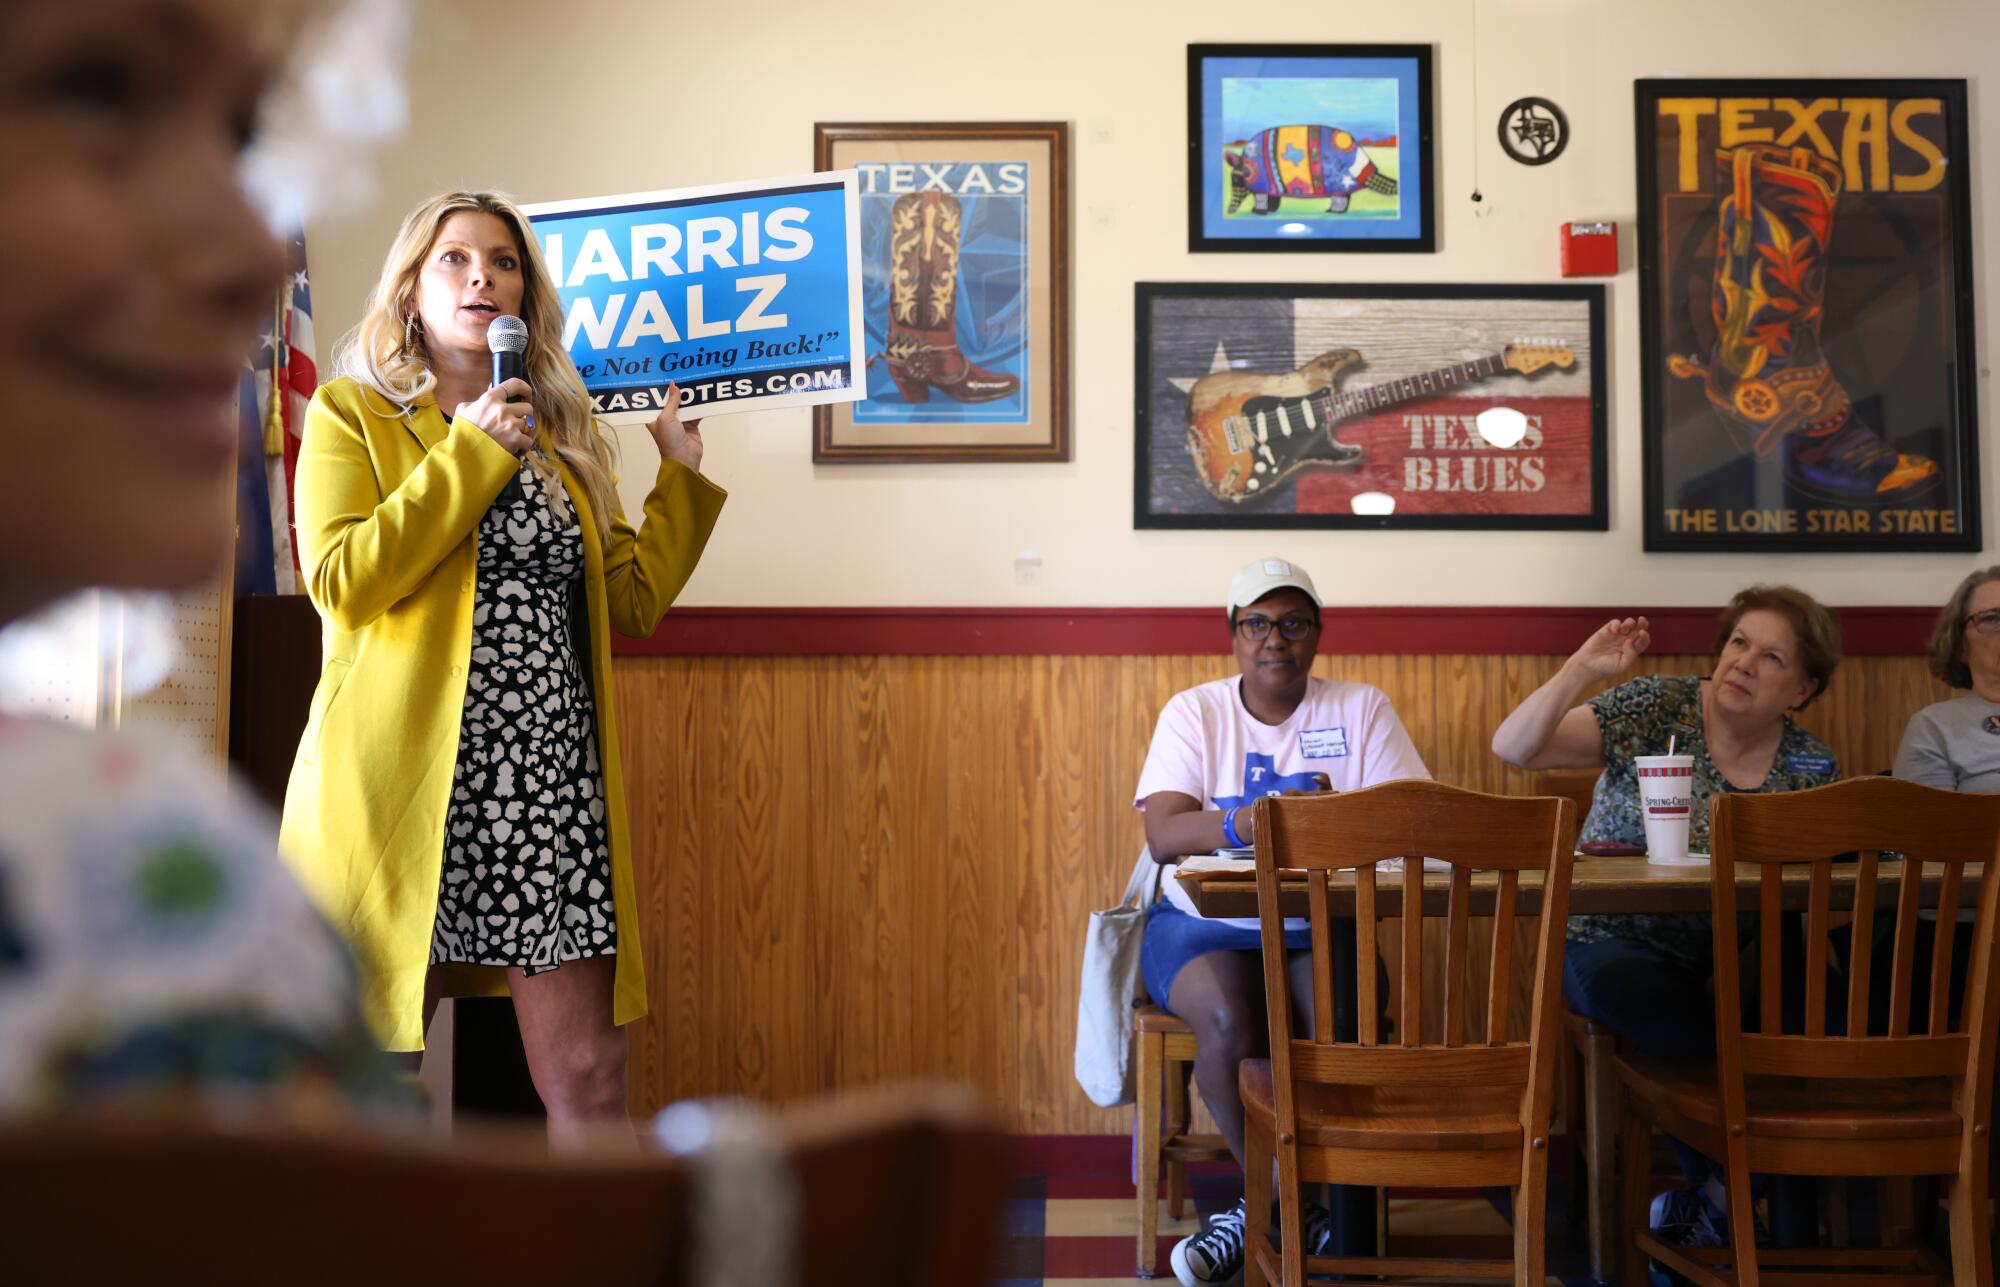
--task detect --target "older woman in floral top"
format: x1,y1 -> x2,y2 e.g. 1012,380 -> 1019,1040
1492,584 -> 1842,1250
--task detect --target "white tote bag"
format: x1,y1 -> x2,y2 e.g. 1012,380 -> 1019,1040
1073,848 -> 1163,1109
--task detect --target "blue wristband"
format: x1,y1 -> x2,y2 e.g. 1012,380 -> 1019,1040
1221,806 -> 1244,848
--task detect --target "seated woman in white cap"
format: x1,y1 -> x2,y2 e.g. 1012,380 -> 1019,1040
1135,557 -> 1430,1287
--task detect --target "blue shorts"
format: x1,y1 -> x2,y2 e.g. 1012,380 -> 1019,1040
1139,900 -> 1311,1007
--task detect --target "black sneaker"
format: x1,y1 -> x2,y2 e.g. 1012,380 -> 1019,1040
1649,1185 -> 1727,1247
1647,1186 -> 1727,1287
1300,1199 -> 1336,1256
1170,1199 -> 1246,1287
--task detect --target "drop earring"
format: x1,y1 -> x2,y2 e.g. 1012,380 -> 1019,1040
404,312 -> 423,350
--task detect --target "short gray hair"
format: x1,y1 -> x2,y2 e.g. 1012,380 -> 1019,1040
1927,566 -> 2000,689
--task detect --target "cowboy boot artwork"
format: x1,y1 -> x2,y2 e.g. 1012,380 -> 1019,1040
1668,144 -> 1939,502
869,191 -> 1020,404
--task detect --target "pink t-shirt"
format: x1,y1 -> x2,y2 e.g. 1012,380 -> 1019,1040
1134,676 -> 1431,925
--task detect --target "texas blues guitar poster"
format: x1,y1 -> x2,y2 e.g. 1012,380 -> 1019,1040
1135,282 -> 1606,530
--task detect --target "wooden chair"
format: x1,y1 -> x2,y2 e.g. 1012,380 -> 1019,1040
0,1084 -> 1008,1287
1238,779 -> 1577,1286
1615,777 -> 2000,1286
1135,1002 -> 1232,1275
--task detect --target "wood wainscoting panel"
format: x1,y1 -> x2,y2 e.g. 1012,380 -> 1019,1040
613,653 -> 1951,1131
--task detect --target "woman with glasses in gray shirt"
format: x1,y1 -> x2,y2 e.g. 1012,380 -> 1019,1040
1895,566 -> 2000,793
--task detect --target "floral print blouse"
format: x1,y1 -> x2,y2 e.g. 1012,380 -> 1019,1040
0,717 -> 410,1116
1568,674 -> 1839,967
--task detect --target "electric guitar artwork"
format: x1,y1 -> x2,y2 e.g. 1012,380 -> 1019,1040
1183,341 -> 1576,504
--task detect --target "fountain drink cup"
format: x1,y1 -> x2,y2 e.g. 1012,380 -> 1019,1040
1634,754 -> 1695,863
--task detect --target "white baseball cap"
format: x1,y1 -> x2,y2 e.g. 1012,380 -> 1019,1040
1227,557 -> 1322,618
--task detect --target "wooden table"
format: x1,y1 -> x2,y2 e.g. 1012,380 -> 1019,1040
1178,855 -> 1986,919
1179,854 -> 1984,1283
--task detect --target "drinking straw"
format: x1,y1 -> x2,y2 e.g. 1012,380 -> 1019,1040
1666,734 -> 1677,757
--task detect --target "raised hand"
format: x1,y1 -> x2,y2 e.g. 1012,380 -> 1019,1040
1569,616 -> 1652,679
647,382 -> 704,472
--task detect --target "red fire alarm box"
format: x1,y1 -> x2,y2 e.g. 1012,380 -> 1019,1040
1561,221 -> 1617,276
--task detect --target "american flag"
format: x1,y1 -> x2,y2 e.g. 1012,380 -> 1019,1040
236,234 -> 317,595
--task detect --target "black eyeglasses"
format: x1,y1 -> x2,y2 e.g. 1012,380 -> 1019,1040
1966,609 -> 2000,636
1235,614 -> 1318,642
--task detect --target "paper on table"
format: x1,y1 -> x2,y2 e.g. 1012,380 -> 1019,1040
1174,852 -> 1254,876
1176,851 -> 1452,876
1377,857 -> 1454,874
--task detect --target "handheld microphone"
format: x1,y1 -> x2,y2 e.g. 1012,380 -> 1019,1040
487,315 -> 531,504
487,314 -> 530,399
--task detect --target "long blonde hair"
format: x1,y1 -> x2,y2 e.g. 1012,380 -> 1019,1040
332,190 -> 618,541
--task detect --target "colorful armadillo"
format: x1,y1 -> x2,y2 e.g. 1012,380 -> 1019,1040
1224,124 -> 1398,215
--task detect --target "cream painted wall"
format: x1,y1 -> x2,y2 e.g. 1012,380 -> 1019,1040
306,0 -> 1997,608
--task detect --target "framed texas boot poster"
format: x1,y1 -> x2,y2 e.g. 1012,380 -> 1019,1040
1637,80 -> 1979,552
812,122 -> 1070,462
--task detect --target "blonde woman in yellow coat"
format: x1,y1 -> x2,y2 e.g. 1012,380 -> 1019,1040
279,191 -> 724,1142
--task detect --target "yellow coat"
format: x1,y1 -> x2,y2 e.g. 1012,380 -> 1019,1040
278,376 -> 725,1050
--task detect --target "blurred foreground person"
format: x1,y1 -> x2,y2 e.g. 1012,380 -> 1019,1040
0,0 -> 406,1118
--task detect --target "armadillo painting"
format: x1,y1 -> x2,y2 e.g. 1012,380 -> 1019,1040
1224,124 -> 1399,215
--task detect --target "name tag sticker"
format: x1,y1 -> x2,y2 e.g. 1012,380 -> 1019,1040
1784,753 -> 1835,776
1300,727 -> 1349,759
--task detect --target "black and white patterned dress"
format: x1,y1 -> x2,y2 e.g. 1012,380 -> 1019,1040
431,460 -> 617,974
